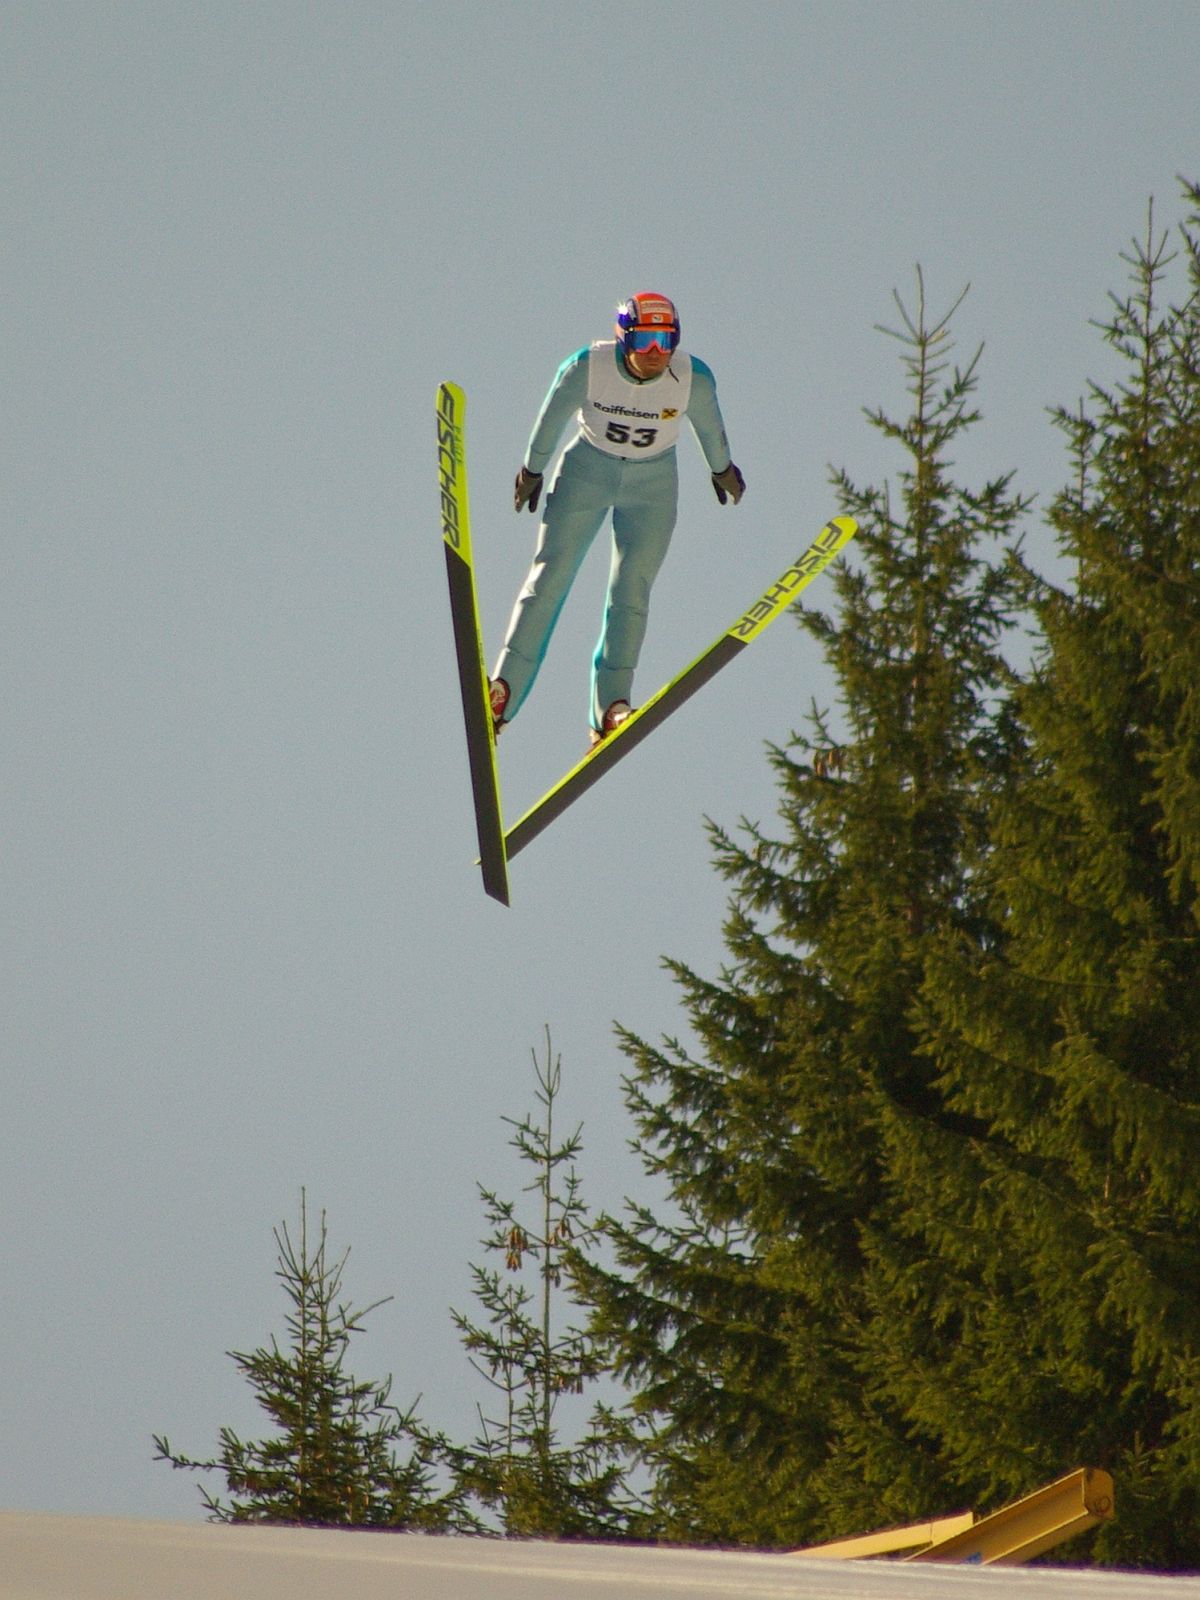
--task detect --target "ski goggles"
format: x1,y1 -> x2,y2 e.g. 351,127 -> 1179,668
627,327 -> 675,353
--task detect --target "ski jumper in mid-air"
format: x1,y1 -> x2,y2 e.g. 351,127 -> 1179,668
489,292 -> 745,746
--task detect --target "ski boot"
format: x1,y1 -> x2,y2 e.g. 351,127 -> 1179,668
489,678 -> 510,736
589,700 -> 632,750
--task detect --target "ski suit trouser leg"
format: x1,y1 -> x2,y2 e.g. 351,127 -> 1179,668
493,439 -> 678,724
591,454 -> 678,727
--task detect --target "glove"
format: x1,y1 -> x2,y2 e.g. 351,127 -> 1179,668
711,462 -> 745,506
514,466 -> 543,514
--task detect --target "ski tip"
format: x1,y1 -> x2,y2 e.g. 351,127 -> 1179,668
822,514 -> 858,560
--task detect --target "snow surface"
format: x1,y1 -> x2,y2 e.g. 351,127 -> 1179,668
3,1513 -> 1198,1600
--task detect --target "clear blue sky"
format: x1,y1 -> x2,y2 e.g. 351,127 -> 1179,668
5,0 -> 1198,1519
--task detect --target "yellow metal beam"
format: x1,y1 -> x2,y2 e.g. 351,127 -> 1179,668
792,1513 -> 976,1561
790,1468 -> 1114,1568
909,1468 -> 1115,1566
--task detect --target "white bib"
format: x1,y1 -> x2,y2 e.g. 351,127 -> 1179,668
579,341 -> 693,459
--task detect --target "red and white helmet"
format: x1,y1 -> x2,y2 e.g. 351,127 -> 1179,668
615,291 -> 681,354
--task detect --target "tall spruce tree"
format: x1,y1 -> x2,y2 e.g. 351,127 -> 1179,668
576,277 -> 1029,1546
918,184 -> 1200,1568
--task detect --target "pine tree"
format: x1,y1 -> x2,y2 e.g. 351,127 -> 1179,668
919,183 -> 1200,1568
155,1192 -> 458,1527
451,1031 -> 638,1538
577,277 -> 1029,1545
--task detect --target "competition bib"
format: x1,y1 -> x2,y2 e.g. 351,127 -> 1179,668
579,341 -> 693,459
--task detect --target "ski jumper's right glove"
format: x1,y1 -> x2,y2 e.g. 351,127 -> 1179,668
711,462 -> 746,505
514,466 -> 543,513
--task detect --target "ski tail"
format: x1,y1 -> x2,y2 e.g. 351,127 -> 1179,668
438,381 -> 509,904
503,515 -> 858,861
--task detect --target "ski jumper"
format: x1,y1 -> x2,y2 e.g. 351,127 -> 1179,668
493,341 -> 734,729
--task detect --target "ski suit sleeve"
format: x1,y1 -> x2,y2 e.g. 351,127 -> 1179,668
523,347 -> 590,476
686,357 -> 734,473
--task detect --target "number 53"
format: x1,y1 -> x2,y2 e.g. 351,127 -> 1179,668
606,422 -> 658,448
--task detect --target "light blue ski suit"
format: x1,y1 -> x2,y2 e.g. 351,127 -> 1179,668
493,343 -> 735,730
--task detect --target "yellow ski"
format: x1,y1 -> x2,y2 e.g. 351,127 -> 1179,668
504,516 -> 858,860
437,382 -> 509,904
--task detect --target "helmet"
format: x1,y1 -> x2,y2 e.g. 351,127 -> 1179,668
615,291 -> 680,355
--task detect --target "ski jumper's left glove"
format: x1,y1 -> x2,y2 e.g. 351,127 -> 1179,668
514,466 -> 544,513
711,462 -> 746,505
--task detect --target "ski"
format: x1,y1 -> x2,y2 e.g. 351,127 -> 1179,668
503,515 -> 858,861
437,381 -> 509,904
